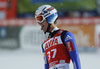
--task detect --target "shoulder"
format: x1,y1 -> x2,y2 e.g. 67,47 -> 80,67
61,30 -> 73,36
41,43 -> 45,52
61,30 -> 73,37
61,30 -> 75,42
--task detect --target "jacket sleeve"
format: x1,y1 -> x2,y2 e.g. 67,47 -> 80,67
61,31 -> 81,69
42,44 -> 49,69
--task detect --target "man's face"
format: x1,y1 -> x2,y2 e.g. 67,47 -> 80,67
38,20 -> 48,33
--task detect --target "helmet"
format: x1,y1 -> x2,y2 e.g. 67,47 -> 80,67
35,5 -> 58,24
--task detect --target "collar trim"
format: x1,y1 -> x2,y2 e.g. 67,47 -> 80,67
51,27 -> 59,33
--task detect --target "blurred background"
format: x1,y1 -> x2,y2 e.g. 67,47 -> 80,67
0,0 -> 100,69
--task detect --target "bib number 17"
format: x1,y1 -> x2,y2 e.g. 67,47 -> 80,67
47,49 -> 57,60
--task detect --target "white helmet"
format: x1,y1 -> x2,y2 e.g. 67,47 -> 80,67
35,5 -> 58,24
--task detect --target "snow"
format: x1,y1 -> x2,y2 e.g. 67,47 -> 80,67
0,48 -> 100,69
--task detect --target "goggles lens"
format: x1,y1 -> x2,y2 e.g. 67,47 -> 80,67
36,15 -> 44,23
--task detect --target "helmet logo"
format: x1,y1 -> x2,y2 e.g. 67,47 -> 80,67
43,7 -> 54,17
43,10 -> 48,14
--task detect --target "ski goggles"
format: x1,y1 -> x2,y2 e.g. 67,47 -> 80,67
36,15 -> 45,24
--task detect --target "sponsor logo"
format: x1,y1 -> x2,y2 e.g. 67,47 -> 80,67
44,37 -> 58,50
59,30 -> 63,34
65,35 -> 72,41
66,41 -> 74,52
59,60 -> 65,63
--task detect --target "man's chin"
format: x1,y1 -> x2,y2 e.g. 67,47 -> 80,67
44,31 -> 46,34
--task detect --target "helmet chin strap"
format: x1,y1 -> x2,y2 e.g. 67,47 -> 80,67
44,24 -> 51,34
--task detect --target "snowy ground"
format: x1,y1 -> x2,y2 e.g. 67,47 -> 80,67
0,48 -> 100,69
